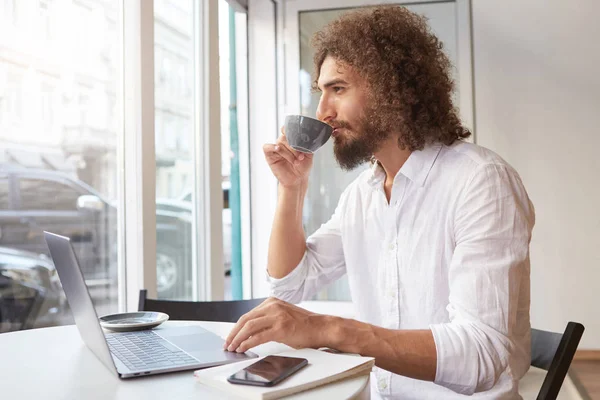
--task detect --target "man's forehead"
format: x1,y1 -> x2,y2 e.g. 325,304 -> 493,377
317,56 -> 358,87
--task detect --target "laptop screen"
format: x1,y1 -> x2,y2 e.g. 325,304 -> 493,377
44,231 -> 118,376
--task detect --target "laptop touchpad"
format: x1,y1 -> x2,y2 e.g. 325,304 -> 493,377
157,326 -> 255,362
168,332 -> 224,351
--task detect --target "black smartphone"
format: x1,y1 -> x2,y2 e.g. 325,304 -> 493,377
227,355 -> 309,387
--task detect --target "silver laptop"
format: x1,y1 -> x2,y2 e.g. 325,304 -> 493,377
44,231 -> 257,379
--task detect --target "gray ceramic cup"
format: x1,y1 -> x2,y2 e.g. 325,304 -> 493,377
284,115 -> 333,153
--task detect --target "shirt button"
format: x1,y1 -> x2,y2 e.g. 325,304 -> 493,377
378,379 -> 388,391
389,242 -> 395,251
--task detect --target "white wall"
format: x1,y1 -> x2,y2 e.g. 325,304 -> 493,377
472,0 -> 600,348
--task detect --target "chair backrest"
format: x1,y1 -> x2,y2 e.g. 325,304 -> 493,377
0,278 -> 45,332
531,321 -> 585,400
138,289 -> 267,323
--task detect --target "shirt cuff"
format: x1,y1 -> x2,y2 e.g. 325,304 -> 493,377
265,252 -> 309,303
429,323 -> 478,395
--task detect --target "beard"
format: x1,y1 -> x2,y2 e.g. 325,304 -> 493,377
331,108 -> 391,171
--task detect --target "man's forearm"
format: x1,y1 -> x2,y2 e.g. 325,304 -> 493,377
321,316 -> 437,382
267,182 -> 309,279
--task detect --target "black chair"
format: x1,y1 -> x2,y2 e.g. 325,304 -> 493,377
0,275 -> 45,332
531,321 -> 585,400
138,289 -> 267,323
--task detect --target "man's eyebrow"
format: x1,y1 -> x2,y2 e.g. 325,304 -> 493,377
317,78 -> 349,91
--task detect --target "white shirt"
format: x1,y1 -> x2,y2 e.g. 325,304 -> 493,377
268,141 -> 535,399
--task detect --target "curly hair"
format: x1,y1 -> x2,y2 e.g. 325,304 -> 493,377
312,6 -> 471,151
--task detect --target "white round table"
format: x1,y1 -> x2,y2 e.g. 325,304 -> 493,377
0,321 -> 370,400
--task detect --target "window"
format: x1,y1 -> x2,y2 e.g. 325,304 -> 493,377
0,0 -> 121,331
1,0 -> 16,26
0,176 -> 9,209
218,0 -> 250,300
40,81 -> 55,128
38,0 -> 52,41
155,0 -> 197,300
0,0 -> 239,330
167,172 -> 175,198
164,115 -> 178,150
19,178 -> 81,211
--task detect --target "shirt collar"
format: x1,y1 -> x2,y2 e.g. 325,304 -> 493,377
367,142 -> 443,188
366,158 -> 386,187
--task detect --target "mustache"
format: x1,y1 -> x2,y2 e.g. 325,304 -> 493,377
329,120 -> 352,130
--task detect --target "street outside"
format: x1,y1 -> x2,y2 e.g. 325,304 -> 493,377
33,276 -> 232,329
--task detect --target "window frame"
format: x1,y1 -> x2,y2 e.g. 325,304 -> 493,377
193,0 -> 225,301
120,0 -> 225,311
247,0 -> 279,298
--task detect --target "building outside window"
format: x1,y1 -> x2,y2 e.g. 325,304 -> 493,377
0,0 -> 247,331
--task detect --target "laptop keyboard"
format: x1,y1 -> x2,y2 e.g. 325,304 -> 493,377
105,331 -> 199,371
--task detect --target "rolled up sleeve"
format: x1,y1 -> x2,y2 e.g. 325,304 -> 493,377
430,163 -> 535,395
267,191 -> 348,304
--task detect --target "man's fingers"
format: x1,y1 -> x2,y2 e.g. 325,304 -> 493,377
270,143 -> 297,166
276,135 -> 293,153
276,136 -> 305,161
263,144 -> 283,162
224,310 -> 262,348
224,299 -> 274,349
279,135 -> 313,162
227,316 -> 272,352
236,330 -> 271,353
264,141 -> 304,166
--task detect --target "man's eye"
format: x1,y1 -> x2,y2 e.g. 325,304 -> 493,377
333,86 -> 344,93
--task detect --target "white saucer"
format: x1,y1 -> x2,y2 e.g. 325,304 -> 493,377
99,311 -> 169,332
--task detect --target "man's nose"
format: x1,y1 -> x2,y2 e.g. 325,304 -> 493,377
316,95 -> 335,123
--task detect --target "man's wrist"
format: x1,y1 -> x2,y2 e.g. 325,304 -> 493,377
312,315 -> 345,350
279,179 -> 308,195
319,316 -> 375,355
278,182 -> 308,212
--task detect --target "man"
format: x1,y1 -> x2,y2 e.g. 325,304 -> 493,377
225,6 -> 534,399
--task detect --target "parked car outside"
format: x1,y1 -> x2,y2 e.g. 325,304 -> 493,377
0,246 -> 64,332
156,181 -> 232,274
0,165 -> 193,299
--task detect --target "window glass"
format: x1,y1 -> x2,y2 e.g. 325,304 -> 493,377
19,178 -> 81,211
0,0 -> 121,332
153,0 -> 250,300
154,0 -> 196,300
0,176 -> 9,209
